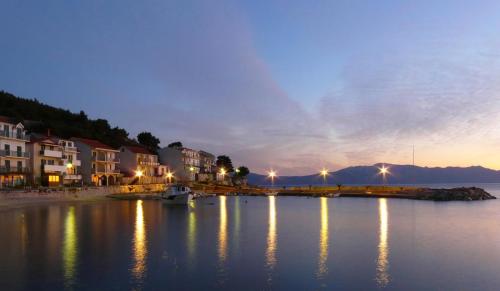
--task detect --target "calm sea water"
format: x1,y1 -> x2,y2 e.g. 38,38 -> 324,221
2,184 -> 500,290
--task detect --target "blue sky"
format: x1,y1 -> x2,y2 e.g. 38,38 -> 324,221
2,0 -> 500,175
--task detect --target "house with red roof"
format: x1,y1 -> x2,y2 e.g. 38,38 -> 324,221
27,134 -> 82,187
71,137 -> 120,186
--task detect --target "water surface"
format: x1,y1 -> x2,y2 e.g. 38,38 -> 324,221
2,184 -> 500,290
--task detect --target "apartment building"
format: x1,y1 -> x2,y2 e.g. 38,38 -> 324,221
119,145 -> 164,183
0,116 -> 30,187
158,147 -> 200,181
72,138 -> 120,186
198,150 -> 216,181
28,135 -> 82,187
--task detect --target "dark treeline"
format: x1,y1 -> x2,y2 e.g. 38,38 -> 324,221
0,91 -> 132,148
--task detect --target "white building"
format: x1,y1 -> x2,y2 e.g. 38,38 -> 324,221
0,116 -> 30,187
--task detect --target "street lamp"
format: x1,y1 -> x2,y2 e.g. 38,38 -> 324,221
268,170 -> 277,187
320,168 -> 329,185
135,169 -> 143,184
165,171 -> 173,184
378,165 -> 390,185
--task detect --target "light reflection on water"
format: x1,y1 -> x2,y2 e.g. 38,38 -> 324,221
218,196 -> 228,264
63,206 -> 77,289
132,200 -> 147,284
266,195 -> 277,281
376,198 -> 390,287
4,192 -> 500,290
317,197 -> 329,279
187,206 -> 197,266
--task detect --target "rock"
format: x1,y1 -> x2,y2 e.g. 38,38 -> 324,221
415,187 -> 496,201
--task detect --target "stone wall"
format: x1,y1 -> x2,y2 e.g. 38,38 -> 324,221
0,184 -> 167,200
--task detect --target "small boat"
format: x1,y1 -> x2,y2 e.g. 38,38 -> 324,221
161,184 -> 194,205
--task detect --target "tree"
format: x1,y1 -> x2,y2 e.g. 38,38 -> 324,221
235,166 -> 250,177
137,131 -> 161,154
168,141 -> 183,148
216,155 -> 234,173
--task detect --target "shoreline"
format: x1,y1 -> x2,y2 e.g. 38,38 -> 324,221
0,185 -> 495,211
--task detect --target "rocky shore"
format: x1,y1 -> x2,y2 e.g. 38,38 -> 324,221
272,186 -> 496,201
412,187 -> 496,201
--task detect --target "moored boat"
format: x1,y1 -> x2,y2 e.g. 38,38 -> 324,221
161,184 -> 194,205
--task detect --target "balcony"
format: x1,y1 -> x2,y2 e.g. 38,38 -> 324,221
0,131 -> 29,141
64,174 -> 82,180
40,149 -> 63,158
0,166 -> 31,174
43,164 -> 67,173
138,160 -> 160,166
64,160 -> 81,167
93,167 -> 121,174
93,156 -> 120,163
0,150 -> 30,158
63,146 -> 78,152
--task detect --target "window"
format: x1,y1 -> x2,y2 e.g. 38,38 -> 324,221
48,175 -> 60,182
48,160 -> 54,165
17,161 -> 22,170
17,146 -> 21,157
5,160 -> 10,169
41,159 -> 46,165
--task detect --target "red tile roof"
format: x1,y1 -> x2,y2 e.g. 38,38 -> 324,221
72,137 -> 116,150
0,115 -> 14,124
124,145 -> 154,155
29,135 -> 59,144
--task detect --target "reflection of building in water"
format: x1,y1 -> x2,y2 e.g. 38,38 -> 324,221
218,196 -> 227,263
132,200 -> 147,282
266,196 -> 277,270
317,197 -> 329,278
376,198 -> 390,287
63,206 -> 77,288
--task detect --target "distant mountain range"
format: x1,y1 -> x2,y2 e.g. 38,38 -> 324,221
248,164 -> 500,186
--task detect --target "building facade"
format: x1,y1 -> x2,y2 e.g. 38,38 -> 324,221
28,135 -> 82,187
72,138 -> 120,186
158,147 -> 200,181
0,117 -> 30,187
198,150 -> 216,182
119,145 -> 164,184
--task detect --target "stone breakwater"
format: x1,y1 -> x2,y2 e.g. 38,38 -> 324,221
273,186 -> 496,201
412,187 -> 496,201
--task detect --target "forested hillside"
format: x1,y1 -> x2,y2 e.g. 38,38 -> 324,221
0,91 -> 132,148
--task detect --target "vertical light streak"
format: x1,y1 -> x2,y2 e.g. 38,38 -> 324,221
218,196 -> 227,263
266,196 -> 277,270
376,198 -> 390,287
187,209 -> 197,264
132,200 -> 147,282
317,197 -> 329,278
63,206 -> 77,289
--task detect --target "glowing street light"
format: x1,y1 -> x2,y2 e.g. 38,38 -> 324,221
189,166 -> 195,172
378,165 -> 390,184
320,169 -> 329,185
165,171 -> 174,184
268,170 -> 277,187
66,163 -> 73,169
135,169 -> 144,185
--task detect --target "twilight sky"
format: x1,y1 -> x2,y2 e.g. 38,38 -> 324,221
2,0 -> 500,175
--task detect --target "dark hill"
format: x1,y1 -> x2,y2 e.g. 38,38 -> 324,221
248,164 -> 500,185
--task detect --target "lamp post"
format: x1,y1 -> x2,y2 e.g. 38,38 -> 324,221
378,165 -> 389,185
320,169 -> 328,185
268,170 -> 277,187
166,171 -> 173,184
219,168 -> 226,183
135,169 -> 143,185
